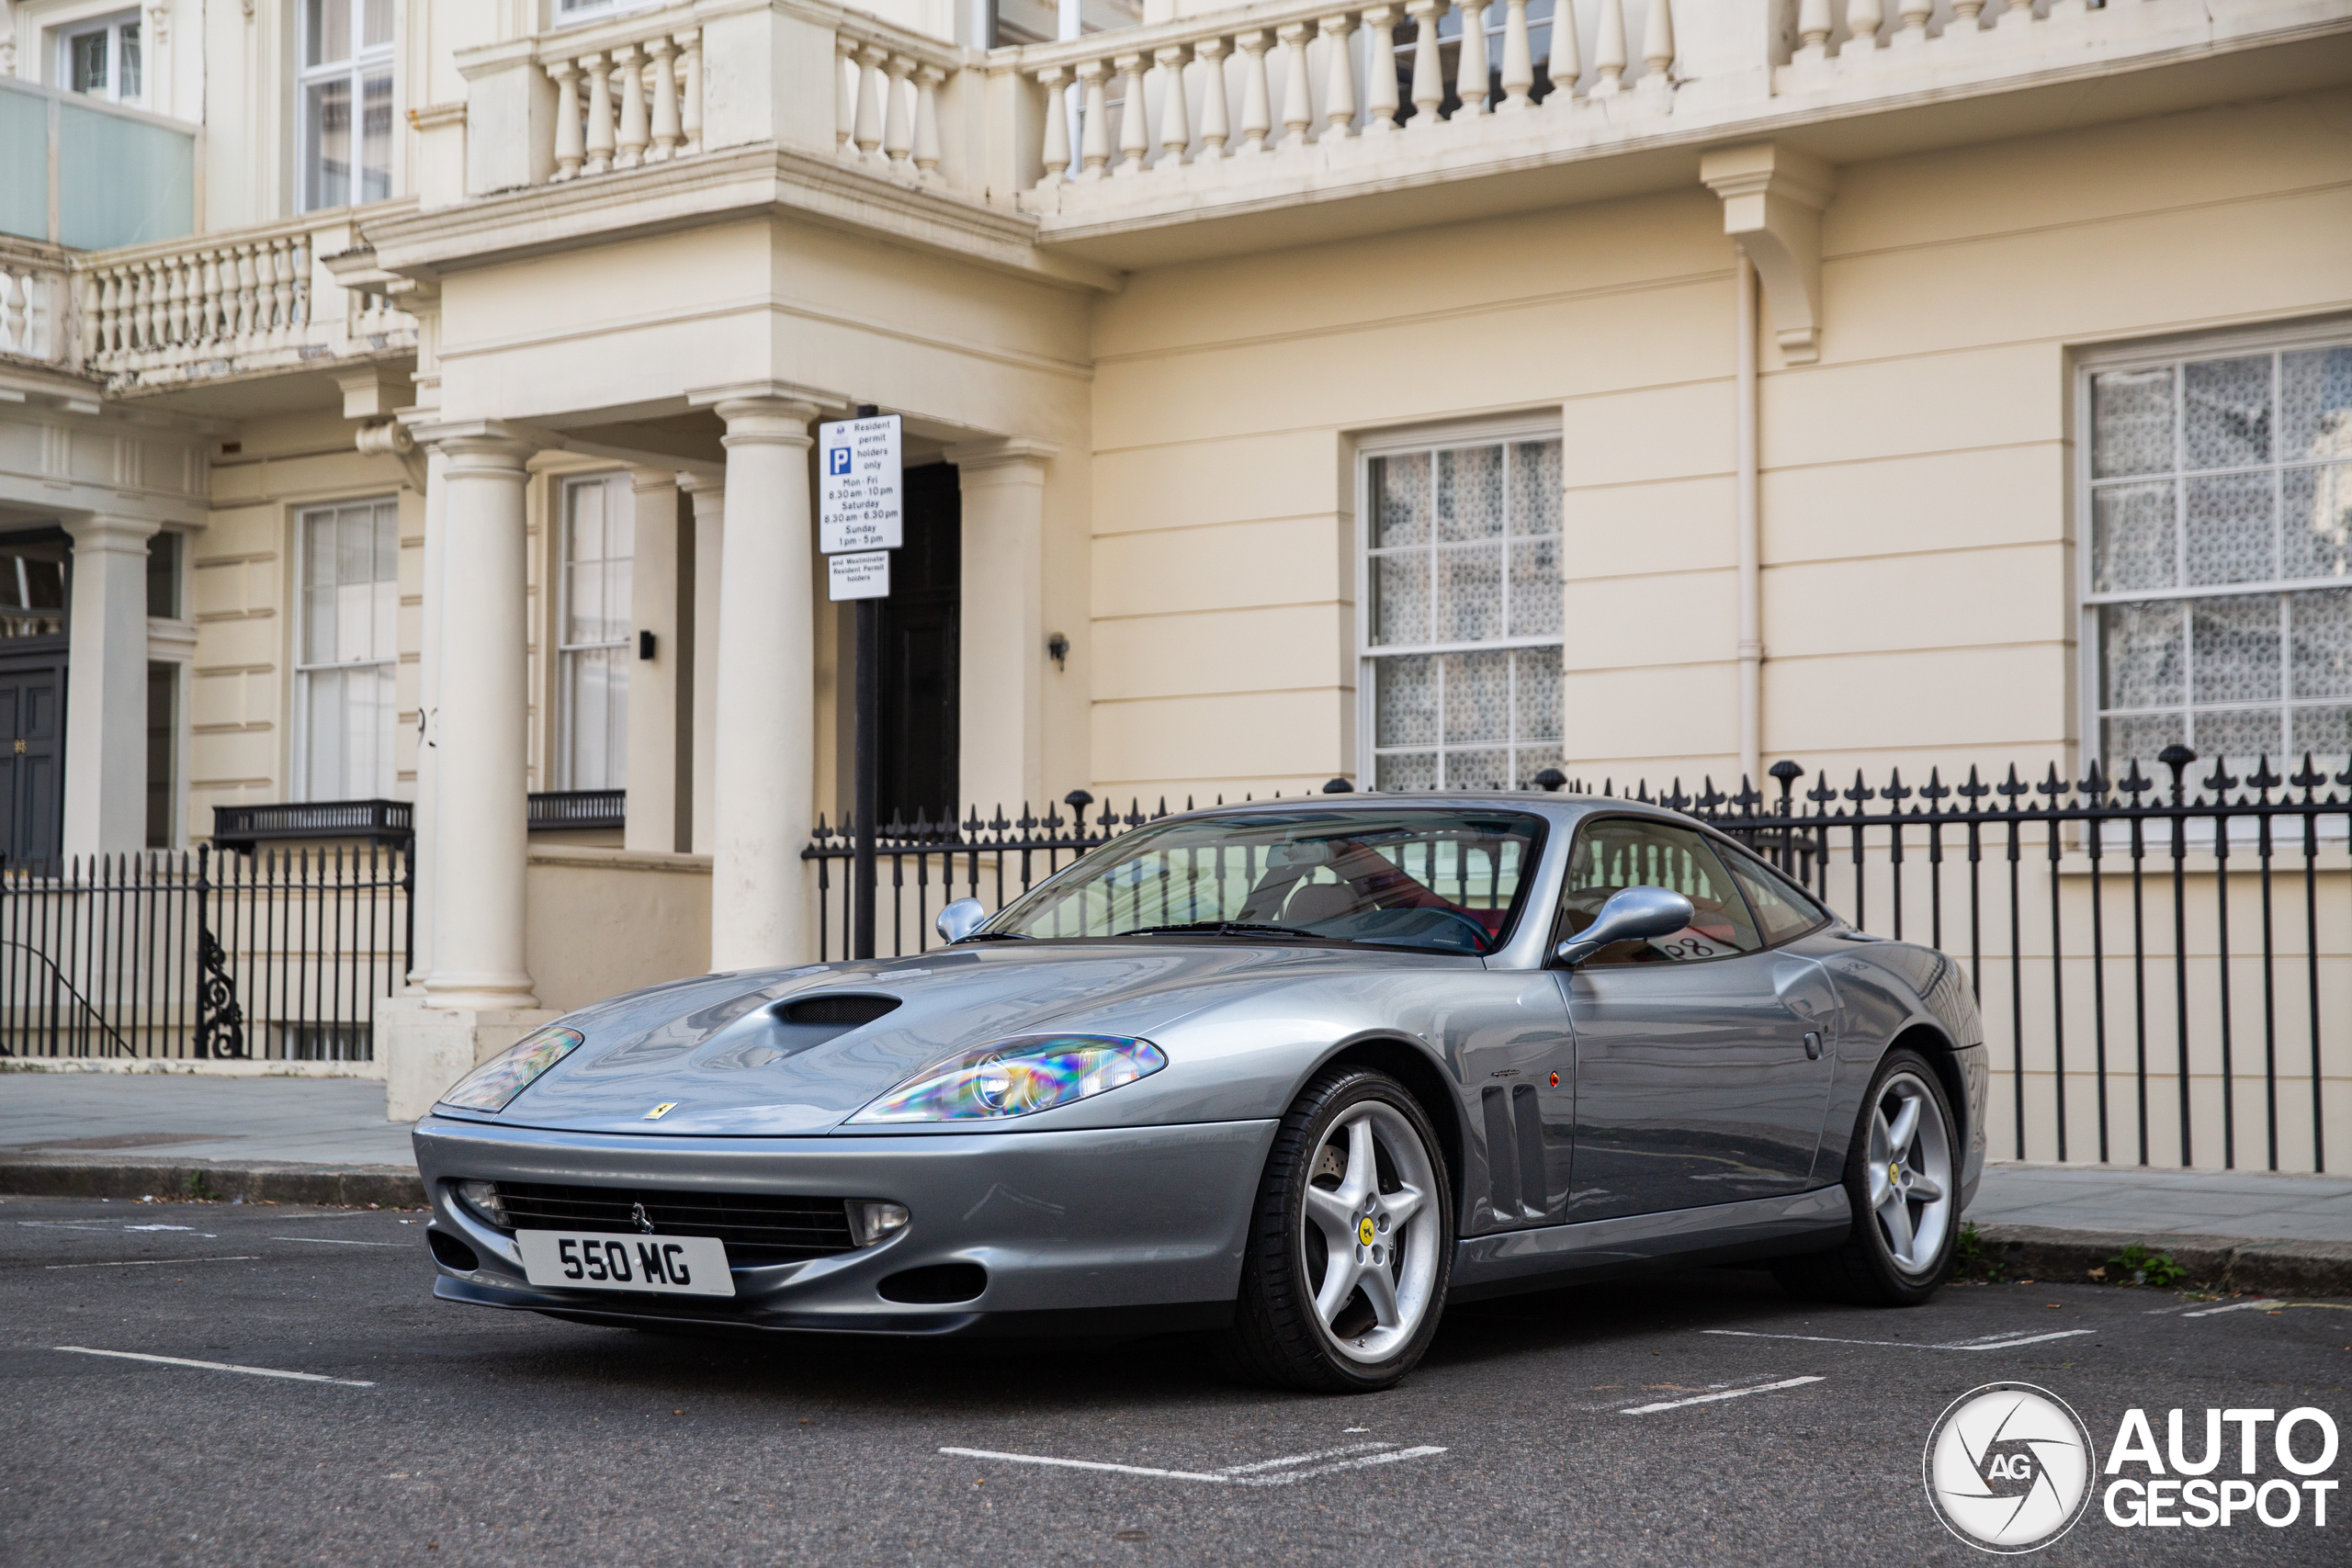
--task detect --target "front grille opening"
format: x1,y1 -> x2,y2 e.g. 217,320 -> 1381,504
878,1262 -> 987,1304
427,1229 -> 480,1271
780,993 -> 901,1027
490,1182 -> 857,1267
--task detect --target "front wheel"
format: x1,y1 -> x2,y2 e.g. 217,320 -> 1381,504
1772,1047 -> 1960,1306
1222,1067 -> 1454,1393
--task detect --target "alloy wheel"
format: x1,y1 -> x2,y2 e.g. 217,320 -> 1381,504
1866,1068 -> 1954,1276
1298,1100 -> 1441,1364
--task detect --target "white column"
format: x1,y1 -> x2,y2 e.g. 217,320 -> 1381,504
409,444 -> 450,987
624,468 -> 684,853
707,393 -> 820,971
421,427 -> 537,1010
60,514 -> 160,859
684,478 -> 724,856
944,439 -> 1057,818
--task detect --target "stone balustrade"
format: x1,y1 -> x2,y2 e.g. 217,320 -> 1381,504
0,243 -> 70,365
543,13 -> 705,182
1781,0 -> 2164,87
1005,0 -> 1680,207
73,209 -> 416,388
831,11 -> 967,185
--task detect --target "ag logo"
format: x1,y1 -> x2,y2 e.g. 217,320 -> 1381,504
1923,1382 -> 2098,1553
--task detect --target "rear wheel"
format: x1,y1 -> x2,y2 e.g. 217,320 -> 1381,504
1223,1067 -> 1453,1393
1772,1047 -> 1959,1306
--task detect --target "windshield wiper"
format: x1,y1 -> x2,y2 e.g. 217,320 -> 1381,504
957,931 -> 1033,942
1123,921 -> 1315,940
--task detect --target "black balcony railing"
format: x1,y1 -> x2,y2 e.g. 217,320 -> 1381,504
804,750 -> 2352,1175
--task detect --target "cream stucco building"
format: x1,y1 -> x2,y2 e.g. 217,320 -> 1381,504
1,0 -> 2346,1140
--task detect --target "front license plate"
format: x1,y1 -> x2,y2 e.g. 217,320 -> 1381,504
515,1231 -> 735,1297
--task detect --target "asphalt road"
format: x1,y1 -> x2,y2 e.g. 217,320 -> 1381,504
1,1194 -> 2345,1568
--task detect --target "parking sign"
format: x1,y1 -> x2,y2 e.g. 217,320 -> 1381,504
818,414 -> 902,554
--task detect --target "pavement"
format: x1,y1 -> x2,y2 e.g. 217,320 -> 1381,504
1,1194 -> 2343,1567
2,1073 -> 2348,1290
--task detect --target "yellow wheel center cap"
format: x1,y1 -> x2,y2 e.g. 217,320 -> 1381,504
1889,1161 -> 1903,1186
1358,1217 -> 1377,1247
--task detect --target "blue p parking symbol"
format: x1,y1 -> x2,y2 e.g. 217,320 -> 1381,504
828,446 -> 852,476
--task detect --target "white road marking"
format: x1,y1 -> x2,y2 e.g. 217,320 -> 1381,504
939,1443 -> 1446,1487
1619,1375 -> 1825,1416
53,1347 -> 375,1387
122,1224 -> 194,1233
1701,1327 -> 2097,1351
46,1257 -> 259,1269
2183,1298 -> 2283,1317
268,1235 -> 410,1248
1217,1442 -> 1391,1474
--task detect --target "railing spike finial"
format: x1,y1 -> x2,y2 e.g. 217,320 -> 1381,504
1661,777 -> 1690,813
2200,754 -> 2239,802
1731,774 -> 1761,815
1956,764 -> 1989,803
1694,776 -> 1725,816
2116,758 -> 2153,801
1996,764 -> 2029,808
2078,757 -> 2106,800
1805,771 -> 1838,808
2036,761 -> 2069,807
2289,751 -> 2325,798
2246,753 -> 2281,802
1843,769 -> 1874,808
1883,767 -> 1912,812
1917,767 -> 1951,815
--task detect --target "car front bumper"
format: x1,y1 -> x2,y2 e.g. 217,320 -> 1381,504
412,1113 -> 1277,1336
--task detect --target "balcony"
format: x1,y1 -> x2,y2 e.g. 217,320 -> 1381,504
68,205 -> 422,396
399,0 -> 2351,283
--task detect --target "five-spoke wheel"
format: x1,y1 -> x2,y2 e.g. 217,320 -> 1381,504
1866,1068 -> 1954,1276
1772,1045 -> 1962,1306
1227,1067 -> 1453,1392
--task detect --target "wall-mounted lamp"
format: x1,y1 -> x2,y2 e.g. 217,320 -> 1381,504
638,629 -> 657,661
1046,632 -> 1069,671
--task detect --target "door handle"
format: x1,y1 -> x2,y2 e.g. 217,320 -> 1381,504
1803,1031 -> 1822,1061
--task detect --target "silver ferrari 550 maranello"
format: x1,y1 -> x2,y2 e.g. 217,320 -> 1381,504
415,793 -> 1987,1393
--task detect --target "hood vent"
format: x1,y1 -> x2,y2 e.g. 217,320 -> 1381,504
780,993 -> 901,1027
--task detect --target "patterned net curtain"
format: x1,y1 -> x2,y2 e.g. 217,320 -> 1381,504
1367,438 -> 1563,791
2090,342 -> 2352,779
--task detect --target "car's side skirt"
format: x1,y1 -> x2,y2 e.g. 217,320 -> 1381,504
1449,1185 -> 1852,1299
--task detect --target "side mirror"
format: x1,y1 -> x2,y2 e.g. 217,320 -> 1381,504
935,897 -> 988,945
1554,886 -> 1695,968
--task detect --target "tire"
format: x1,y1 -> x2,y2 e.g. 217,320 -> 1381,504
1221,1066 -> 1454,1393
1771,1046 -> 1960,1307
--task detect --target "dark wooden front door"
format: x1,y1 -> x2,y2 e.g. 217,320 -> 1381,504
876,463 -> 961,830
0,664 -> 65,871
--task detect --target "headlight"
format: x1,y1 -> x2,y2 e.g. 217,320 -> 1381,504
846,1034 -> 1167,1123
435,1026 -> 585,1112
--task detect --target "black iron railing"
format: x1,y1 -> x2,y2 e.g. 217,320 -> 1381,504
804,749 -> 2351,1175
528,790 -> 627,830
0,845 -> 412,1062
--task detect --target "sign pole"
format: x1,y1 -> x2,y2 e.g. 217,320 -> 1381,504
817,401 -> 900,962
842,402 -> 890,961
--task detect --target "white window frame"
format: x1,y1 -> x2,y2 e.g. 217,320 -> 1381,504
291,496 -> 401,804
1354,412 -> 1566,793
297,0 -> 397,214
551,0 -> 669,26
55,8 -> 142,105
2075,317 -> 2352,790
555,473 -> 634,793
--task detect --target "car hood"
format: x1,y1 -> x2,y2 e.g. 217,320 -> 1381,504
452,943 -> 1463,1136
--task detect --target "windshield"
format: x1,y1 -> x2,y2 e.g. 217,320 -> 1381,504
976,808 -> 1547,955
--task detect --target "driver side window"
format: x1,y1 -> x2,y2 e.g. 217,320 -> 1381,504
1558,819 -> 1761,964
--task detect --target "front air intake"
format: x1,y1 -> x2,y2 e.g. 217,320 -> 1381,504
877,1262 -> 987,1304
780,994 -> 901,1027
